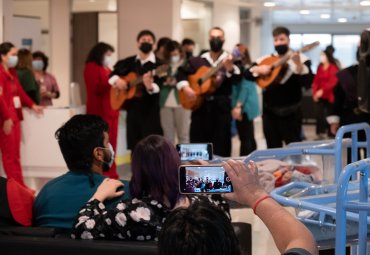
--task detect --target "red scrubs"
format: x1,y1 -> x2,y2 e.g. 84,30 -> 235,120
84,62 -> 119,179
0,65 -> 35,186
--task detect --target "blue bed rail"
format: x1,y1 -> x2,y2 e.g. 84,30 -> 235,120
336,158 -> 370,255
245,122 -> 370,183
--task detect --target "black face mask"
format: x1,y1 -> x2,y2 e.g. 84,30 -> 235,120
185,51 -> 193,59
209,38 -> 224,52
139,42 -> 153,54
275,44 -> 289,55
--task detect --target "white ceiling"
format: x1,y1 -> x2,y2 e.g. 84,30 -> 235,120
196,0 -> 370,23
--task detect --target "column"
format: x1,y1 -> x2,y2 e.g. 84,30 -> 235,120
49,0 -> 71,107
212,0 -> 240,52
117,0 -> 182,59
1,0 -> 13,42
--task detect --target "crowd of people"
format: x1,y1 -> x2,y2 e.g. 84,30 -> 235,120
1,23 -> 370,255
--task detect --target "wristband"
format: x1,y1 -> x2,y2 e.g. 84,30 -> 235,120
252,195 -> 272,214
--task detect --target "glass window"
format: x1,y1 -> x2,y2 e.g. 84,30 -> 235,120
332,35 -> 360,68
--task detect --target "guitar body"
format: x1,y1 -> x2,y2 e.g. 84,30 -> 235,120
188,65 -> 214,94
110,72 -> 138,110
256,56 -> 283,88
178,89 -> 204,110
180,65 -> 215,110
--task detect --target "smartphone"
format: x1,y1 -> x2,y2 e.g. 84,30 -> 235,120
176,143 -> 213,161
178,165 -> 233,194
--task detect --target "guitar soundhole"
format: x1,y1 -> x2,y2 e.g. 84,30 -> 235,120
197,78 -> 203,86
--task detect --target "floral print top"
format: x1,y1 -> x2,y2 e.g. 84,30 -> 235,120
71,195 -> 230,241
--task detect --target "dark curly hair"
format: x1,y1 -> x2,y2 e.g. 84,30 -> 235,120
159,200 -> 241,255
55,114 -> 109,172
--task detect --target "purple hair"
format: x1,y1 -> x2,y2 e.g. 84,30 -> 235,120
130,135 -> 181,208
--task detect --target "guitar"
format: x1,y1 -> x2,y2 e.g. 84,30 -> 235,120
179,55 -> 235,110
110,64 -> 169,110
256,41 -> 319,88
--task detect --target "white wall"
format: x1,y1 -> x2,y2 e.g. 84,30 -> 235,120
212,1 -> 240,52
98,12 -> 118,68
117,0 -> 181,59
11,16 -> 42,51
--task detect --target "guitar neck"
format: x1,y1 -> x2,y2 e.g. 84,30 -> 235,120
202,60 -> 226,81
271,41 -> 319,69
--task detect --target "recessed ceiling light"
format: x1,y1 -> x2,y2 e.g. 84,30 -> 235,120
264,2 -> 276,7
89,0 -> 95,2
360,1 -> 370,6
320,14 -> 331,19
299,10 -> 310,15
338,18 -> 348,23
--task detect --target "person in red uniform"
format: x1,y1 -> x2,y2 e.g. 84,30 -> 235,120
0,42 -> 43,187
312,49 -> 339,139
84,42 -> 119,179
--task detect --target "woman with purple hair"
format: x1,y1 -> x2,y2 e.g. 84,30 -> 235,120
71,135 -> 230,241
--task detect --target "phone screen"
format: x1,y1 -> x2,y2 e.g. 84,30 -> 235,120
179,165 -> 233,194
176,143 -> 213,161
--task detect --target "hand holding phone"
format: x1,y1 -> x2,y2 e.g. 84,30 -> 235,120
179,165 -> 233,194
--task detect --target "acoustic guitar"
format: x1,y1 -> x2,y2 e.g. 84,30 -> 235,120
110,64 -> 169,110
256,41 -> 320,88
179,56 -> 234,110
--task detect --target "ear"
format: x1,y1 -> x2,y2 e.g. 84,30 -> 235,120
93,147 -> 104,162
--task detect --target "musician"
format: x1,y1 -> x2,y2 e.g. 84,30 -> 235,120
187,27 -> 241,157
108,30 -> 163,150
244,26 -> 313,148
160,40 -> 195,144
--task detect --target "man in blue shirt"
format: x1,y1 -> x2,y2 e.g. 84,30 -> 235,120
34,114 -> 130,229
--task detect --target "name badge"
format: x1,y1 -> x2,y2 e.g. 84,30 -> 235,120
13,96 -> 21,109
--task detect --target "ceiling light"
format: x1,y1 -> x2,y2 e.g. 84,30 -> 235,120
338,18 -> 348,23
320,14 -> 331,19
299,10 -> 310,15
264,2 -> 276,7
360,1 -> 370,6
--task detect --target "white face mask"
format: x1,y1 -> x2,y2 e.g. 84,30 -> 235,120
100,143 -> 115,171
320,54 -> 328,64
171,55 -> 180,64
8,55 -> 18,68
103,55 -> 112,67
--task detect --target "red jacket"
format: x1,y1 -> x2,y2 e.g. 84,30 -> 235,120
84,62 -> 118,119
312,63 -> 338,103
0,65 -> 34,124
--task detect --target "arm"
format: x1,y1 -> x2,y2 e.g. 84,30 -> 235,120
73,179 -> 162,241
224,160 -> 317,255
49,74 -> 60,99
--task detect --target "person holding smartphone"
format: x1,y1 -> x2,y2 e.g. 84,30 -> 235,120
159,160 -> 318,255
71,135 -> 230,241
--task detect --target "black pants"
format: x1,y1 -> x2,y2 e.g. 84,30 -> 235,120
190,97 -> 231,157
263,109 -> 302,148
236,113 -> 257,156
314,99 -> 333,135
126,104 -> 163,150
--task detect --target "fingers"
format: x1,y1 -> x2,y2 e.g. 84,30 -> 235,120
223,192 -> 237,201
115,191 -> 124,197
223,160 -> 239,180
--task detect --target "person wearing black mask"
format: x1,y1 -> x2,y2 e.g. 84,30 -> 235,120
186,27 -> 241,157
181,38 -> 195,60
244,26 -> 313,148
108,29 -> 163,151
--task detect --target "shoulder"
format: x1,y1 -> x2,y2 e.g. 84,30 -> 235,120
113,55 -> 136,69
35,173 -> 70,197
